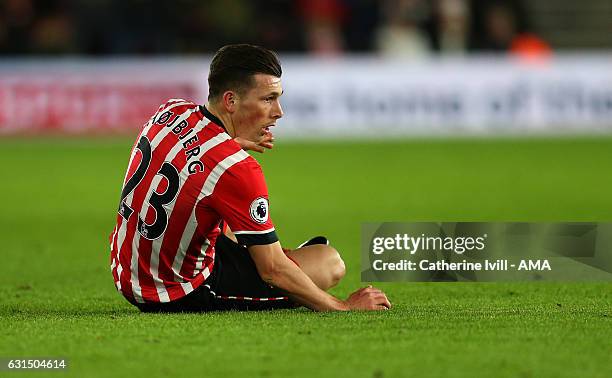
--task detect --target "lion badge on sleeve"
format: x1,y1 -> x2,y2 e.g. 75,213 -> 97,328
249,197 -> 269,224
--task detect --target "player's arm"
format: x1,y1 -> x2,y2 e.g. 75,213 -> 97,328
211,155 -> 389,311
248,242 -> 391,311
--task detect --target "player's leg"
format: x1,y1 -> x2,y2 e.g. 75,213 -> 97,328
224,226 -> 345,292
210,234 -> 298,311
285,244 -> 346,291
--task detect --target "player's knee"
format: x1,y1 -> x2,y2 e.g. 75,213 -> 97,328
325,246 -> 345,287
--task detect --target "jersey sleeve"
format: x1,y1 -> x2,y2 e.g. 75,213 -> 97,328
209,157 -> 278,246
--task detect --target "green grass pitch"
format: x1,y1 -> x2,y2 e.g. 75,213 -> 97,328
1,136 -> 611,377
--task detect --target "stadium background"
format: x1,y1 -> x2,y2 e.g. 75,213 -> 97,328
1,1 -> 611,377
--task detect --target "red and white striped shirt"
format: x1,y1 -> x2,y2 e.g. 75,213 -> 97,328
109,99 -> 278,304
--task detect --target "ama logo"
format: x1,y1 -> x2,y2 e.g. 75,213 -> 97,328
518,259 -> 551,271
249,197 -> 269,224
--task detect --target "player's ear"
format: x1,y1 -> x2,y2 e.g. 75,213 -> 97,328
222,91 -> 238,113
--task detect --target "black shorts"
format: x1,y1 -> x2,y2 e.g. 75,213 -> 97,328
135,234 -> 297,312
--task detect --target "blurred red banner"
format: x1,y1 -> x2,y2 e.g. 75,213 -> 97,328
0,80 -> 197,133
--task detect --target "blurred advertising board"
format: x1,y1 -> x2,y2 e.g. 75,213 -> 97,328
0,59 -> 207,133
0,55 -> 611,136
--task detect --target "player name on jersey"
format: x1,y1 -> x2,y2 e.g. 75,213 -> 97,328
109,99 -> 277,304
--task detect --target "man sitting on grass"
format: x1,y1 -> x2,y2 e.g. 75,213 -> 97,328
109,44 -> 391,312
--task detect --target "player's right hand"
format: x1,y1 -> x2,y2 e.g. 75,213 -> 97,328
345,285 -> 391,311
234,130 -> 274,153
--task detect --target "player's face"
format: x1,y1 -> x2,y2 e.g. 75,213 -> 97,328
232,74 -> 283,143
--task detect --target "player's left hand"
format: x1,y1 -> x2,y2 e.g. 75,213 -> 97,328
234,131 -> 274,153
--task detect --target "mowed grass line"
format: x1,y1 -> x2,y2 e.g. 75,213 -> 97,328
0,136 -> 611,378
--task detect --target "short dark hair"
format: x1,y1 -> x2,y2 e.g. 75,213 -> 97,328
208,44 -> 282,101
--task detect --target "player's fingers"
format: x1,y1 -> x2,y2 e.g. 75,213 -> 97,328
365,291 -> 383,300
366,293 -> 388,306
352,285 -> 381,298
361,291 -> 390,308
260,142 -> 274,149
250,144 -> 265,153
378,294 -> 391,309
363,287 -> 383,295
356,287 -> 374,296
235,137 -> 265,153
369,292 -> 386,300
375,305 -> 389,311
262,132 -> 274,142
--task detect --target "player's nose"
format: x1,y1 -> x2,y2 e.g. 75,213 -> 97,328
272,99 -> 283,119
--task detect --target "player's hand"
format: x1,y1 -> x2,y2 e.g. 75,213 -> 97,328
345,285 -> 391,311
234,131 -> 274,153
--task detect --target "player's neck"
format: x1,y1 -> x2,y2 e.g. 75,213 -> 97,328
205,103 -> 236,137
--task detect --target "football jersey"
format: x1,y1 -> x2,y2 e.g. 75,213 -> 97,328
109,99 -> 278,304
